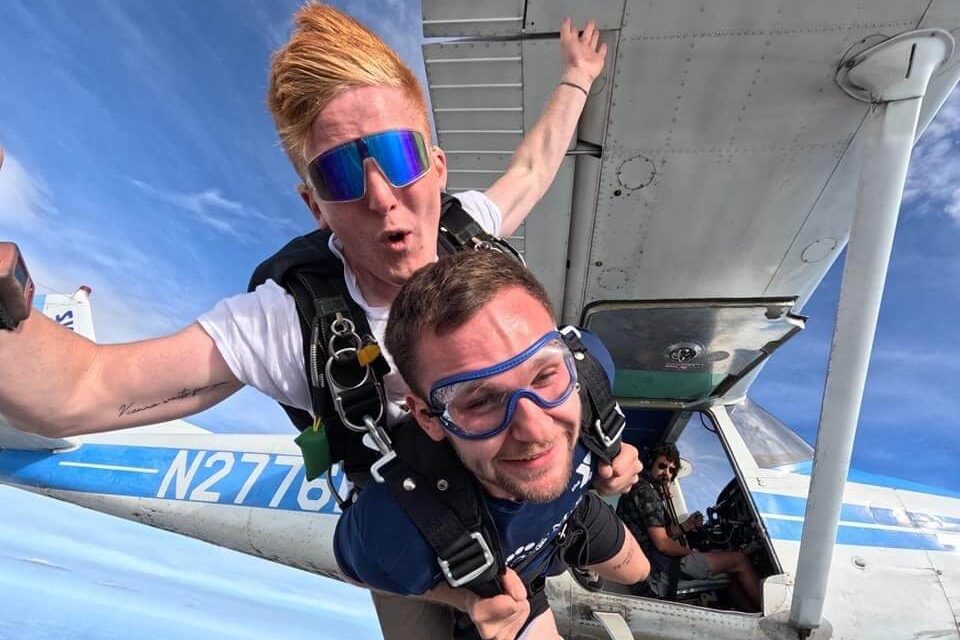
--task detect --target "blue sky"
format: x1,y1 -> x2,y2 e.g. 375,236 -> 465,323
1,1 -> 959,635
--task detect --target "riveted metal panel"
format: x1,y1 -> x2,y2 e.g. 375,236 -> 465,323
523,0 -> 626,34
421,0 -> 524,38
441,152 -> 512,173
425,40 -> 526,151
433,109 -> 524,132
762,129 -> 864,308
584,143 -> 850,302
520,37 -> 571,148
522,157 -> 576,311
620,0 -> 926,37
423,52 -> 522,88
430,85 -> 523,110
422,0 -> 958,325
579,29 -> 620,146
445,171 -> 501,192
605,32 -> 865,152
438,132 -> 523,152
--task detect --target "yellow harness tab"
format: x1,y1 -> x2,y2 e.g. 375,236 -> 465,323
358,343 -> 381,367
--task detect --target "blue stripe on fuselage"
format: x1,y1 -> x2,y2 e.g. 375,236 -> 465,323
0,443 -> 345,514
753,493 -> 922,528
1,444 -> 955,551
762,518 -> 953,551
753,492 -> 959,551
778,460 -> 960,500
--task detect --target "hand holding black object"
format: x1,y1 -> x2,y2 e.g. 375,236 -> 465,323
0,243 -> 34,331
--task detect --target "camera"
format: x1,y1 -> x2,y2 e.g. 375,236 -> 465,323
0,242 -> 34,330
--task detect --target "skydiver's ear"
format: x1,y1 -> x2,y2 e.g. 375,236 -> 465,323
298,183 -> 329,230
431,145 -> 448,192
407,393 -> 445,442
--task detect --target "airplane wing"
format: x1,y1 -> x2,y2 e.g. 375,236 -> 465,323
423,0 -> 960,323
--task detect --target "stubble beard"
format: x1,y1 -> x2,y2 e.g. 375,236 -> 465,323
466,425 -> 578,503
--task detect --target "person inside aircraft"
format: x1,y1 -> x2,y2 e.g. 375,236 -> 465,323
617,443 -> 763,611
334,250 -> 650,640
0,5 -> 646,639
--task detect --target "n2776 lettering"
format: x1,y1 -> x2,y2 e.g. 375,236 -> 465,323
155,450 -> 344,514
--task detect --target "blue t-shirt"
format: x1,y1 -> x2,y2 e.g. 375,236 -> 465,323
334,442 -> 597,595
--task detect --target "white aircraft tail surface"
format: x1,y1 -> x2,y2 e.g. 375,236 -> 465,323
35,286 -> 96,341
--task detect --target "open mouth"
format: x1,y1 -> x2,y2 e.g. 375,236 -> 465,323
382,230 -> 411,250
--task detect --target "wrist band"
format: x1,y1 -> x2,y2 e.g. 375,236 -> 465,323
560,80 -> 589,97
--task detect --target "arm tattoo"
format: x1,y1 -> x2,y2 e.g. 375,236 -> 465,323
613,544 -> 635,572
118,381 -> 231,418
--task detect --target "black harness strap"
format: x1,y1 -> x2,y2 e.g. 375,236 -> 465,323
248,198 -> 626,600
248,230 -> 382,471
560,328 -> 625,464
438,193 -> 526,263
379,421 -> 503,598
248,193 -> 517,457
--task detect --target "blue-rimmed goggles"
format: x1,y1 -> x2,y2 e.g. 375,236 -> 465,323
427,331 -> 579,440
306,129 -> 431,203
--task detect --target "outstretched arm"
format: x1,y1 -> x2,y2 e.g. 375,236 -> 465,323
485,17 -> 608,236
0,311 -> 241,437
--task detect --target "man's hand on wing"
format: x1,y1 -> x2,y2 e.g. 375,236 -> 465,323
466,568 -> 530,640
559,17 -> 608,90
594,443 -> 642,496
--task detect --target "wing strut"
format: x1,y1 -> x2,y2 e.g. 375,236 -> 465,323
789,29 -> 955,635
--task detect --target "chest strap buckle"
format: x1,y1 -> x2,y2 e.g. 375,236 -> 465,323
439,532 -> 496,588
595,403 -> 626,449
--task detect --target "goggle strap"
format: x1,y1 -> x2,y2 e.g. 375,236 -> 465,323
431,331 -> 563,392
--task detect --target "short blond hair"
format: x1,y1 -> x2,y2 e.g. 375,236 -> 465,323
268,3 -> 429,176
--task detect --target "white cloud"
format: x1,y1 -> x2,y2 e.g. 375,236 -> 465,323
0,153 -> 55,229
130,179 -> 254,241
871,344 -> 960,371
130,179 -> 299,241
905,88 -> 960,224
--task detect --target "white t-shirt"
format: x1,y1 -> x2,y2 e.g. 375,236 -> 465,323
198,190 -> 503,427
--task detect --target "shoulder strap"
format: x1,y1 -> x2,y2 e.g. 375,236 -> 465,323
438,193 -> 525,264
560,327 -> 625,464
249,230 -> 341,428
248,230 -> 386,471
377,420 -> 504,598
247,193 -> 521,474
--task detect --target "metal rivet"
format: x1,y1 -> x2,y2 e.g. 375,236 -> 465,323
436,479 -> 449,491
403,478 -> 416,491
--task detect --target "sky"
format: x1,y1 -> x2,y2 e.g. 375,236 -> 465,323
1,1 -> 960,637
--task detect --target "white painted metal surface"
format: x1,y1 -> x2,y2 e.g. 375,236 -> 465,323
790,29 -> 954,632
423,0 -> 960,323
